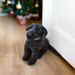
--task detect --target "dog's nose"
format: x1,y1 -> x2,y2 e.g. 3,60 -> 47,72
28,34 -> 31,37
27,34 -> 32,38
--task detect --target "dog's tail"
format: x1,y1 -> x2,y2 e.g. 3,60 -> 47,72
48,44 -> 61,56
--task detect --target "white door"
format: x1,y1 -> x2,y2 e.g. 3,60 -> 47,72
43,0 -> 75,68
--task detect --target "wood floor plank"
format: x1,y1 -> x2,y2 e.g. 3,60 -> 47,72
0,16 -> 75,75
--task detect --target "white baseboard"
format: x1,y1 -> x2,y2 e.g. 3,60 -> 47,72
0,8 -> 8,16
0,14 -> 8,16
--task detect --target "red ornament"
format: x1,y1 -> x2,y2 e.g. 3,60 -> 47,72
36,0 -> 38,1
27,7 -> 30,11
1,4 -> 3,7
31,2 -> 35,5
21,0 -> 25,1
10,11 -> 14,15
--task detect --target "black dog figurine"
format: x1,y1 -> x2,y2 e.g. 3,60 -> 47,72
22,23 -> 61,65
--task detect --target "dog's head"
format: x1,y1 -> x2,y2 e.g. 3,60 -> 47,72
26,23 -> 48,40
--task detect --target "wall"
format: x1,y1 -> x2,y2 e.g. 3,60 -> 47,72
0,0 -> 2,14
0,0 -> 8,16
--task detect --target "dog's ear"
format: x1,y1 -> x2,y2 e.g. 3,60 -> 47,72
42,27 -> 48,38
26,23 -> 35,31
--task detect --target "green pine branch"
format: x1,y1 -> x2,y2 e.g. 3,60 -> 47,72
1,0 -> 42,17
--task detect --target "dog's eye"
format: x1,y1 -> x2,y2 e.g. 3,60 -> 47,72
37,31 -> 41,33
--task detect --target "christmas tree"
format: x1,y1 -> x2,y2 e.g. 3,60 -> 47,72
0,0 -> 42,18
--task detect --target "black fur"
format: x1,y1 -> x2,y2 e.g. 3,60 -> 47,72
22,23 -> 61,65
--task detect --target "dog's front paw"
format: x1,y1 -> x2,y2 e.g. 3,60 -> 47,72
22,55 -> 29,61
38,56 -> 43,59
28,58 -> 37,65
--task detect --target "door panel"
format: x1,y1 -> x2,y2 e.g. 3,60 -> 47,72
58,0 -> 75,40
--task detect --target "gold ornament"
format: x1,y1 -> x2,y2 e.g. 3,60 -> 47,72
7,0 -> 11,4
35,3 -> 39,8
16,1 -> 22,10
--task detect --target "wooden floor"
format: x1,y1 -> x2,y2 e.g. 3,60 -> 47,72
0,16 -> 75,75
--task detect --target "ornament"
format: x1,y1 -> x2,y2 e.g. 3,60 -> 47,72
1,4 -> 3,7
21,0 -> 25,1
35,0 -> 39,8
7,0 -> 11,4
31,2 -> 35,5
2,0 -> 5,2
35,3 -> 39,8
20,10 -> 23,13
6,3 -> 9,6
27,7 -> 30,11
12,0 -> 15,5
20,10 -> 24,15
16,0 -> 22,10
10,10 -> 14,15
